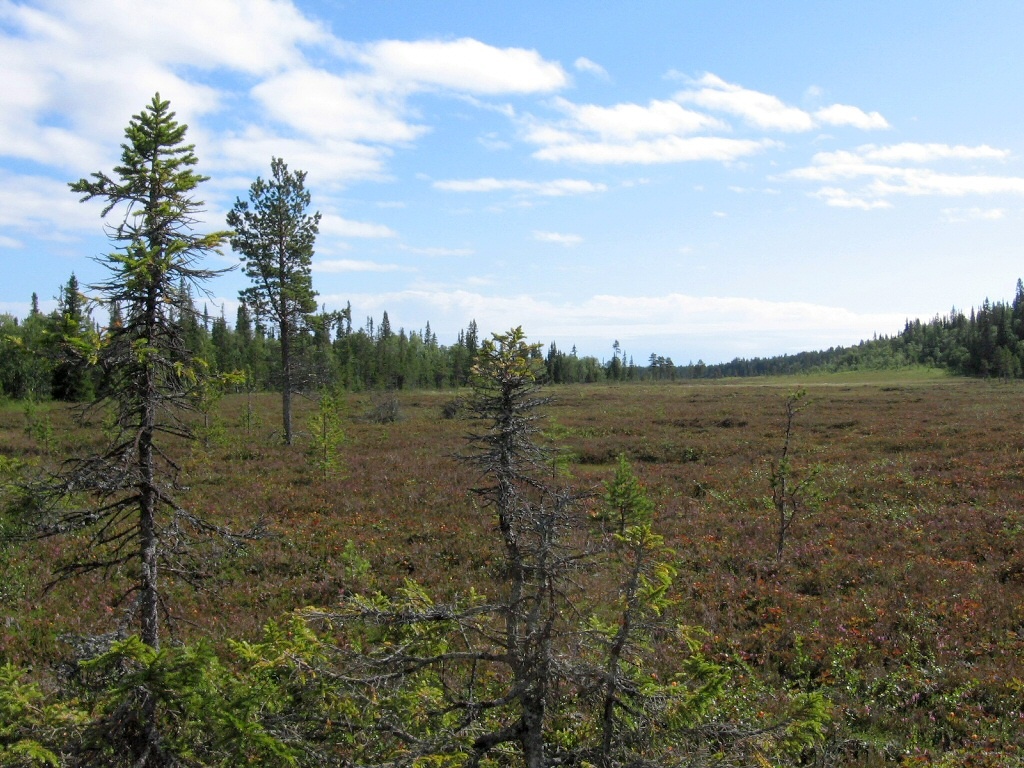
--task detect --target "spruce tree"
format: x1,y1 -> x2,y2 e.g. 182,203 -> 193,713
35,94 -> 231,652
50,272 -> 95,401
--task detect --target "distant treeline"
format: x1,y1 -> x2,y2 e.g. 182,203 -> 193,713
6,274 -> 1024,401
688,279 -> 1024,380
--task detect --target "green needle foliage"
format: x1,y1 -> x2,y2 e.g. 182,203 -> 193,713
228,157 -> 321,446
603,453 -> 655,534
22,94 -> 244,656
307,389 -> 346,481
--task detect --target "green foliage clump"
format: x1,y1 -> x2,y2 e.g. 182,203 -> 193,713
602,453 -> 655,533
307,389 -> 346,480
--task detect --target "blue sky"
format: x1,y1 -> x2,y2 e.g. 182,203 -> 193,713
4,1 -> 1024,364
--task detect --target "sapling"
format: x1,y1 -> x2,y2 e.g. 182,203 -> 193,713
307,388 -> 345,481
603,453 -> 654,534
767,389 -> 821,562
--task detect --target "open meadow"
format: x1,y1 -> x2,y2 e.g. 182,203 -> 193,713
3,372 -> 1024,764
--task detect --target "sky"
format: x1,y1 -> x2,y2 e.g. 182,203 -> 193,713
4,0 -> 1024,364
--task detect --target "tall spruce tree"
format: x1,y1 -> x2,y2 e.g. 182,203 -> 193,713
16,94 -> 240,767
36,94 -> 231,653
227,157 -> 320,445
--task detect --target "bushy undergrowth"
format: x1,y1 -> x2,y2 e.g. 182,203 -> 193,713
2,379 -> 1024,764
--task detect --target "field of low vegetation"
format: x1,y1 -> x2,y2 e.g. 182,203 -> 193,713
4,371 -> 1023,765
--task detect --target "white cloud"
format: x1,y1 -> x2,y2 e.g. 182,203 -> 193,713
675,73 -> 815,132
319,213 -> 398,239
941,207 -> 1006,222
531,135 -> 779,165
550,96 -> 726,140
215,128 -> 392,183
354,38 -> 568,94
313,259 -> 401,273
0,3 -> 569,195
789,142 -> 1024,208
433,177 -> 607,196
814,187 -> 893,210
478,132 -> 512,151
533,230 -> 583,247
399,245 -> 475,256
869,171 -> 1024,197
252,69 -> 427,143
50,0 -> 327,74
859,142 -> 1009,163
0,172 -> 102,236
574,56 -> 609,79
0,0 -> 326,173
815,104 -> 889,130
338,288 -> 908,352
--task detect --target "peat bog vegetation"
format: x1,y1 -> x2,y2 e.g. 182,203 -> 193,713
3,372 -> 1024,765
3,94 -> 1024,767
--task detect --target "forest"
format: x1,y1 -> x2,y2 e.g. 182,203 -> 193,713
7,273 -> 1024,402
2,95 -> 1023,767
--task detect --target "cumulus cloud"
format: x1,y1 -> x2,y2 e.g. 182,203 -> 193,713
859,142 -> 1009,163
0,0 -> 326,172
789,142 -> 1024,208
814,187 -> 893,210
0,2 -> 572,195
518,96 -> 757,166
533,230 -> 583,246
216,128 -> 392,183
433,177 -> 607,196
675,73 -> 815,132
531,135 -> 779,165
523,74 -> 884,167
313,259 -> 401,272
353,38 -> 568,94
339,288 -> 909,357
574,56 -> 609,79
0,171 -> 104,236
941,207 -> 1006,222
319,213 -> 398,239
251,69 -> 426,143
399,245 -> 475,256
815,104 -> 889,130
550,96 -> 726,140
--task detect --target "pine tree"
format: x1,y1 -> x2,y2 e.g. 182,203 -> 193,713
228,157 -> 320,445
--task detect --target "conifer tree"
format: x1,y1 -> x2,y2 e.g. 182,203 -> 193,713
50,272 -> 95,401
65,94 -> 231,651
11,94 -> 246,767
228,157 -> 320,444
33,95 -> 231,654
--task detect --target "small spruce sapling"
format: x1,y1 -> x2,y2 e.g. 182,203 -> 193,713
594,456 -> 679,764
238,368 -> 261,436
767,389 -> 821,562
603,453 -> 654,534
307,389 -> 345,481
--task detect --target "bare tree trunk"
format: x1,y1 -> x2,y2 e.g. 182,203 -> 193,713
520,703 -> 547,768
140,287 -> 160,650
281,316 -> 293,445
139,431 -> 160,650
